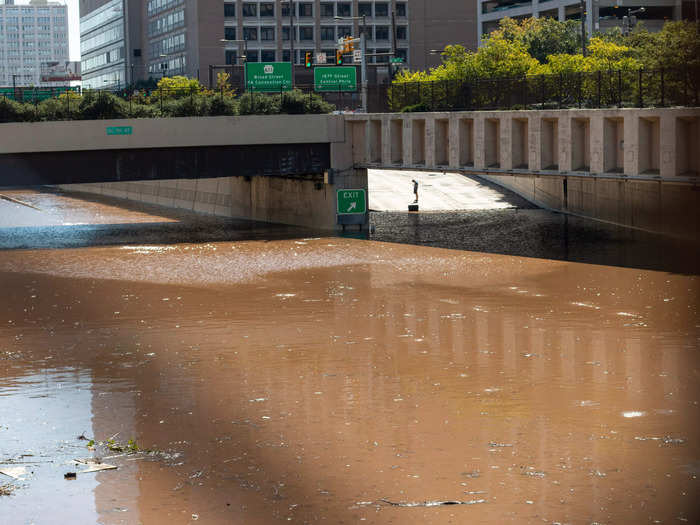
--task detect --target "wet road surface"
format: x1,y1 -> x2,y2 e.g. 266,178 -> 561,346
0,188 -> 698,524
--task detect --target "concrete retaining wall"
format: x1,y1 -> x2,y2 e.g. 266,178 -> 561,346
346,108 -> 700,239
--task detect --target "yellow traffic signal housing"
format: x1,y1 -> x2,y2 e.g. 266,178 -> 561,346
304,52 -> 312,68
336,50 -> 343,65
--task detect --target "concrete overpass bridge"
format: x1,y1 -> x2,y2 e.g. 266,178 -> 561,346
0,107 -> 698,237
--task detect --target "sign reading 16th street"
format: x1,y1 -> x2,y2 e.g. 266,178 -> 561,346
314,66 -> 357,92
246,62 -> 292,92
337,189 -> 366,214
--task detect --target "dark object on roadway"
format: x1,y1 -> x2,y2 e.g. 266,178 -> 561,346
408,204 -> 419,212
64,472 -> 76,480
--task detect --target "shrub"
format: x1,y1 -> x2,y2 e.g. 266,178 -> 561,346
160,95 -> 210,117
0,97 -> 34,122
238,92 -> 281,115
208,95 -> 238,116
400,102 -> 430,113
78,91 -> 129,120
128,102 -> 161,118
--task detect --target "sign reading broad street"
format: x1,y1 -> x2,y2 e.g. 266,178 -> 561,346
245,62 -> 292,92
106,126 -> 132,136
337,189 -> 366,215
314,66 -> 357,92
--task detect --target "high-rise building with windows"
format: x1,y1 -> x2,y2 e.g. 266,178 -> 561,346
477,0 -> 686,43
0,0 -> 69,87
79,1 -> 477,88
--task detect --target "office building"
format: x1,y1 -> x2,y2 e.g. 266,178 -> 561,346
79,1 -> 478,88
478,0 -> 686,43
0,0 -> 69,87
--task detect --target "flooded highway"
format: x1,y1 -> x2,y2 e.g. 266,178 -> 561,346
1,187 -> 698,524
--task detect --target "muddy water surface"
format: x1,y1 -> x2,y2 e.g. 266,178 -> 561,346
0,189 -> 698,524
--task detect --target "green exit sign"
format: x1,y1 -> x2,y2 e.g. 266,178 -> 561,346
337,189 -> 366,215
106,126 -> 132,135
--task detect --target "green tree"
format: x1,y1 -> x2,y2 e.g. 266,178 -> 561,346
493,17 -> 581,64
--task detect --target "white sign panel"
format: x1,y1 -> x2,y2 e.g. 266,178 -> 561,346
353,49 -> 362,63
316,52 -> 327,64
40,61 -> 81,82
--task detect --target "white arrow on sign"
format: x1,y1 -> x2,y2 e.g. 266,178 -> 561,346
353,49 -> 362,63
347,202 -> 357,212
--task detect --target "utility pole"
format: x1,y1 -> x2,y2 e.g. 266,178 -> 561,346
360,15 -> 367,112
289,1 -> 295,87
580,0 -> 587,57
390,9 -> 397,79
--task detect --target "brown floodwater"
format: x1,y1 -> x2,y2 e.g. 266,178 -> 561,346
0,188 -> 698,524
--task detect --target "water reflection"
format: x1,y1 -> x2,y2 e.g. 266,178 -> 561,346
0,188 -> 698,523
0,368 -> 100,523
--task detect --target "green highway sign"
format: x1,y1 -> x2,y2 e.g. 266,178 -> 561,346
337,189 -> 366,215
314,66 -> 357,92
390,57 -> 404,63
245,62 -> 292,92
106,126 -> 132,135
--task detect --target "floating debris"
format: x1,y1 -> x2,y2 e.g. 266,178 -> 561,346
0,466 -> 27,480
64,472 -> 76,480
622,411 -> 646,418
0,483 -> 15,496
379,498 -> 486,507
488,442 -> 513,448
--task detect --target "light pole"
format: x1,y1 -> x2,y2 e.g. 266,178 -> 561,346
334,14 -> 367,112
580,0 -> 587,57
219,38 -> 248,90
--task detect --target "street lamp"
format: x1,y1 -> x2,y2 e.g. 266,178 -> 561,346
334,14 -> 367,112
219,38 -> 248,65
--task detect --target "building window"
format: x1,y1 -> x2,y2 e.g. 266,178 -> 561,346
337,3 -> 351,17
242,3 -> 257,17
281,2 -> 291,17
396,3 -> 407,17
260,3 -> 274,17
375,26 -> 389,40
260,26 -> 275,40
376,48 -> 390,62
396,48 -> 407,61
375,3 -> 389,17
320,26 -> 335,41
320,3 -> 334,17
261,49 -> 275,62
396,26 -> 407,40
299,26 -> 313,40
224,3 -> 236,17
337,25 -> 352,38
282,26 -> 295,41
225,26 -> 236,40
298,3 -> 313,17
225,50 -> 237,65
358,3 -> 372,17
246,49 -> 259,62
243,27 -> 258,40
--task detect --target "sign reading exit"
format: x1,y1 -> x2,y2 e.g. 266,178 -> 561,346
337,189 -> 366,214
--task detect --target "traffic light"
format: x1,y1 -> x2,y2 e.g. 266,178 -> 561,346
336,50 -> 343,65
304,52 -> 312,68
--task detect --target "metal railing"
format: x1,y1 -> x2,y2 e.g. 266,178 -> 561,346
382,67 -> 700,112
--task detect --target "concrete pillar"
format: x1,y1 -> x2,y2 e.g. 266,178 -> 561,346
624,112 -> 638,175
502,115 -> 514,170
424,116 -> 436,168
660,112 -> 676,177
529,115 -> 540,171
402,117 -> 412,166
381,117 -> 392,166
448,115 -> 461,168
473,116 -> 485,169
559,115 -> 572,172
